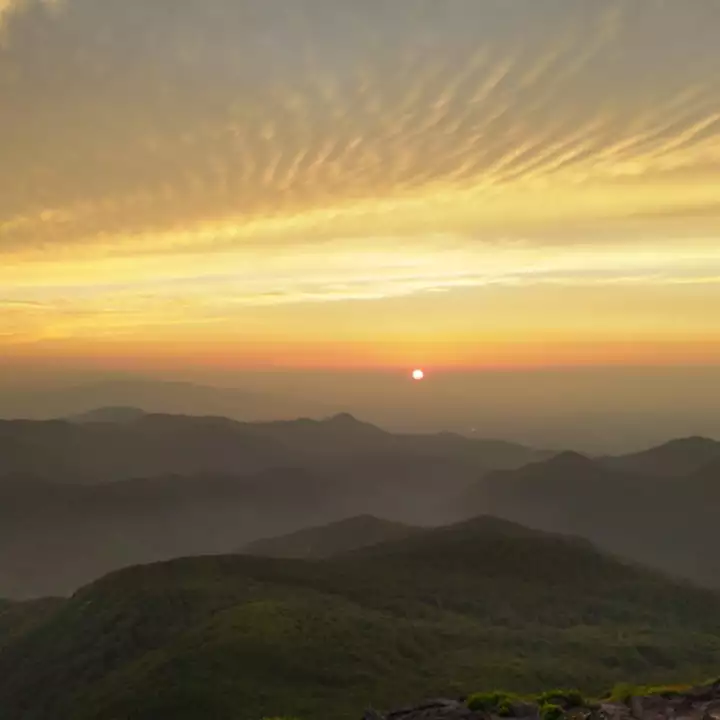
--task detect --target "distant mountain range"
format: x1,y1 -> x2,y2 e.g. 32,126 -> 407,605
68,406 -> 148,424
0,468 -> 337,597
462,438 -> 720,587
0,410 -> 549,597
242,514 -> 422,559
604,435 -> 720,477
0,410 -> 547,484
1,516 -> 720,720
0,379 -> 333,423
1,409 -> 719,597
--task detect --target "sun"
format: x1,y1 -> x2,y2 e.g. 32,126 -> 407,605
412,369 -> 425,381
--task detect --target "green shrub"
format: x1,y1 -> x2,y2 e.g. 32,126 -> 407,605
537,689 -> 584,708
468,691 -> 519,713
540,703 -> 564,720
608,682 -> 638,703
498,699 -> 515,717
608,682 -> 700,704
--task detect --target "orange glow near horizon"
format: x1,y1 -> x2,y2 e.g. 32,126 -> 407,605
3,336 -> 720,376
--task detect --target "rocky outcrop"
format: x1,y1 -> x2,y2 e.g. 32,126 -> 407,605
367,682 -> 720,720
364,699 -> 485,719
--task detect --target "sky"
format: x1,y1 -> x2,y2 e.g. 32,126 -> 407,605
1,0 -> 719,445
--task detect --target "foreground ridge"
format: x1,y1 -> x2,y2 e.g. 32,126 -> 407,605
365,681 -> 720,720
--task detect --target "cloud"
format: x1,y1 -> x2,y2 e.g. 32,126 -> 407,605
1,1 -> 719,352
0,0 -> 719,259
0,0 -> 19,25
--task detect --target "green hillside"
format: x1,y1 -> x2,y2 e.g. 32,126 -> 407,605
0,598 -> 63,648
1,518 -> 719,720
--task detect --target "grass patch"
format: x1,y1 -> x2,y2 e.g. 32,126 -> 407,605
468,691 -> 522,714
537,690 -> 584,708
540,704 -> 565,720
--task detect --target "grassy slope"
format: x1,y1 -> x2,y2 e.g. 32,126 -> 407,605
1,519 -> 720,720
0,597 -> 63,648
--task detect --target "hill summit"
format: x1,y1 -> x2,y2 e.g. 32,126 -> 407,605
2,515 -> 720,719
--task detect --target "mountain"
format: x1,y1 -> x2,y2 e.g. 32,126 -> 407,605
67,406 -> 148,424
0,378 -> 332,423
0,468 -> 340,598
0,412 -> 551,597
463,449 -> 720,587
605,436 -> 720,477
0,414 -> 296,483
1,517 -> 719,720
242,515 -> 423,559
0,412 -> 546,485
0,598 -> 63,648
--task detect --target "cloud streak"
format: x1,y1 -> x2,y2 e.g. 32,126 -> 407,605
1,0 -> 719,360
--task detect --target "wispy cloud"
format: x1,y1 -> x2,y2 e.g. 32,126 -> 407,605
1,1 -> 719,355
2,237 -> 719,345
1,1 -> 719,257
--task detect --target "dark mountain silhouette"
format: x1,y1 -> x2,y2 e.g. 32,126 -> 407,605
0,412 -> 553,598
0,379 -> 332,423
463,449 -> 720,587
0,468 -> 341,598
5,411 -> 720,599
604,436 -> 720,477
0,412 -> 547,484
242,514 -> 422,559
1,517 -> 720,720
0,415 -> 294,483
0,598 -> 63,648
67,406 -> 148,424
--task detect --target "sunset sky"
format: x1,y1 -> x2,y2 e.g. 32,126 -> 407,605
1,0 -> 720,428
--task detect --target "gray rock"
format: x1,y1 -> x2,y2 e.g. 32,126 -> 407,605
598,703 -> 633,720
375,685 -> 720,720
509,701 -> 540,719
381,699 -> 486,719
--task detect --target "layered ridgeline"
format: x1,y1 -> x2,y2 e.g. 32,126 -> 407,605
0,411 -> 545,484
2,411 -> 720,600
0,412 -> 547,598
242,515 -> 422,559
462,439 -> 720,588
1,518 -> 720,720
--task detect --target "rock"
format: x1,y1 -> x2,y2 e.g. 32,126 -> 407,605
599,702 -> 633,720
375,686 -> 720,720
378,699 -> 486,719
630,695 -> 670,718
509,701 -> 540,719
630,697 -> 644,719
685,685 -> 720,704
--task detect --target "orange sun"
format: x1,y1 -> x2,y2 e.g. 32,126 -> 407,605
412,369 -> 425,381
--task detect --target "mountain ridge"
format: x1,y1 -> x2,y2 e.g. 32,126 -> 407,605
1,516 -> 720,720
242,514 -> 423,559
464,449 -> 720,587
